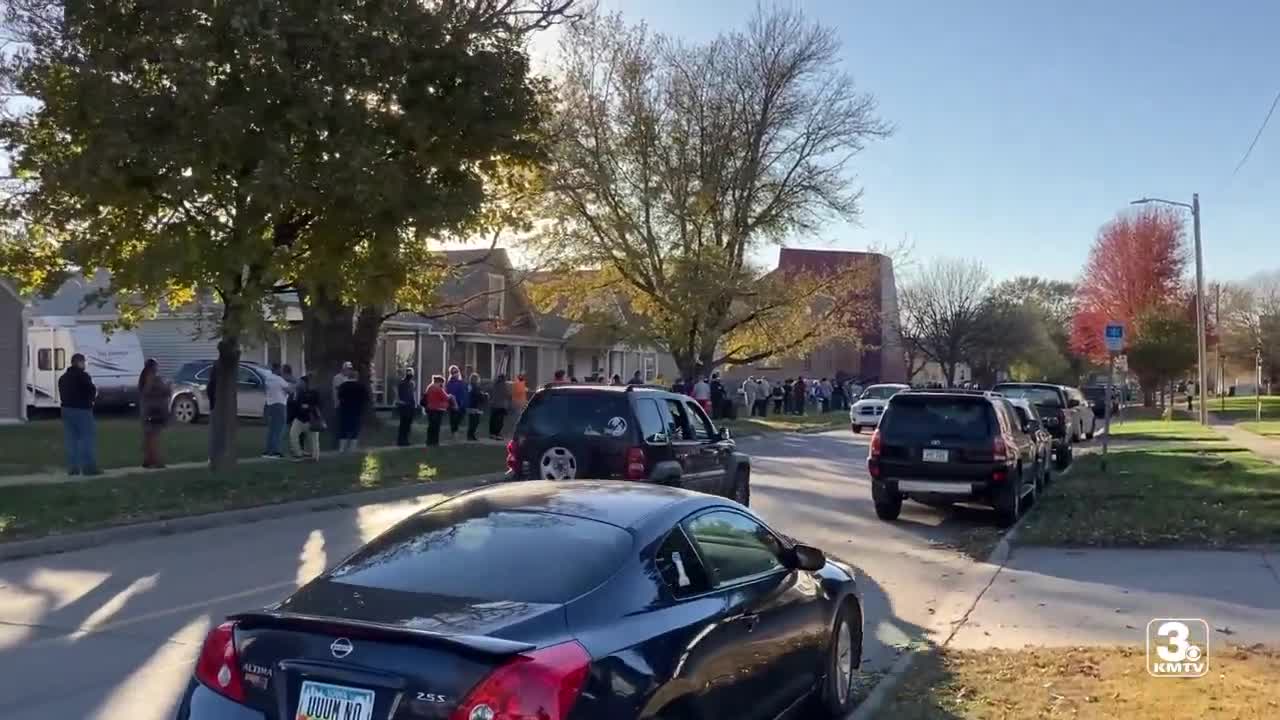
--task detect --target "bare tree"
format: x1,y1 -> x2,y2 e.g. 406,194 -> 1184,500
899,258 -> 993,386
533,6 -> 892,378
1220,270 -> 1280,387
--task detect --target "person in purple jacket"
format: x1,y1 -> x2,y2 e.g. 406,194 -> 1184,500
444,365 -> 470,439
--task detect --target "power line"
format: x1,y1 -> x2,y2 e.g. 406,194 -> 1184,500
1230,88 -> 1280,179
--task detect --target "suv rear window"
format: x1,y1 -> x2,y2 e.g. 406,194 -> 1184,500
881,396 -> 995,441
328,507 -> 632,604
995,385 -> 1063,407
521,392 -> 632,439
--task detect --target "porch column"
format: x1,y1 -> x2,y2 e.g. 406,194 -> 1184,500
490,342 -> 496,379
514,346 -> 522,378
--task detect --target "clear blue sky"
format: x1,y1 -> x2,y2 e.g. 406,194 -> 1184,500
592,0 -> 1279,283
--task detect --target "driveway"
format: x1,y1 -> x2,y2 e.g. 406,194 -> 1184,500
0,430 -> 1013,719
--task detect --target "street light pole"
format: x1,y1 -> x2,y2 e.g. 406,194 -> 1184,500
1130,194 -> 1209,425
1192,193 -> 1208,425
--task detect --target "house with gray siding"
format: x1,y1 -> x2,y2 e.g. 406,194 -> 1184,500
0,279 -> 25,423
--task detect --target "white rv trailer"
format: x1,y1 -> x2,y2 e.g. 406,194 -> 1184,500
25,316 -> 145,409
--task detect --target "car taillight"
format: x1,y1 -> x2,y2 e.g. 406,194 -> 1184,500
993,435 -> 1008,462
625,447 -> 646,479
450,641 -> 591,720
195,621 -> 245,702
506,439 -> 519,473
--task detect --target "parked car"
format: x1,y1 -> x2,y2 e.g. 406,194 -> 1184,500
849,383 -> 910,433
1061,386 -> 1098,440
175,481 -> 864,720
992,382 -> 1075,469
1006,397 -> 1054,487
506,383 -> 752,505
868,389 -> 1043,527
168,360 -> 275,424
1082,385 -> 1121,418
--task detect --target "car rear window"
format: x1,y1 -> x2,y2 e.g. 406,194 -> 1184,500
995,385 -> 1062,406
520,392 -> 632,439
860,385 -> 902,401
328,507 -> 633,604
881,397 -> 995,441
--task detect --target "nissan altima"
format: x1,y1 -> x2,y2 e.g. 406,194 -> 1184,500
176,481 -> 862,720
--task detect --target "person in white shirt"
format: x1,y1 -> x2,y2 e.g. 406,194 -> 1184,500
756,377 -> 771,416
263,369 -> 292,458
693,377 -> 712,414
742,376 -> 757,416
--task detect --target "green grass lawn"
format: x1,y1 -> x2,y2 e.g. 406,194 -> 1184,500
1105,418 -> 1224,442
0,443 -> 504,542
1240,420 -> 1280,439
1019,444 -> 1280,548
1209,394 -> 1280,421
0,412 -> 439,476
722,410 -> 848,437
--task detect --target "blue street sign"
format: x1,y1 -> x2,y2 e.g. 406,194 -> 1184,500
1104,323 -> 1125,353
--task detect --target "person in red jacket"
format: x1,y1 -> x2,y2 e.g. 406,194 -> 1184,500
422,375 -> 451,446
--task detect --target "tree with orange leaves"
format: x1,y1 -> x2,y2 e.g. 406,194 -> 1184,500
1070,206 -> 1192,403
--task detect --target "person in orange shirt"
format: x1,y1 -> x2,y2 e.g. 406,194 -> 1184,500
422,375 -> 451,446
512,373 -> 529,409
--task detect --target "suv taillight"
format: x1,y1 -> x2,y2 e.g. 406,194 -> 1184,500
867,430 -> 882,478
993,435 -> 1008,462
625,447 -> 646,479
450,641 -> 591,720
506,439 -> 519,474
195,621 -> 245,702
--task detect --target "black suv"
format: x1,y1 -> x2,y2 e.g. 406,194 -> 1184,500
868,389 -> 1043,527
991,382 -> 1075,469
505,384 -> 752,505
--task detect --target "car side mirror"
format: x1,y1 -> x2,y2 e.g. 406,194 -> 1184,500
1068,399 -> 1080,408
786,544 -> 826,572
1022,420 -> 1034,433
718,426 -> 732,441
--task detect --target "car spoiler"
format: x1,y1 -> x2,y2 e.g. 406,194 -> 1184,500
229,610 -> 537,657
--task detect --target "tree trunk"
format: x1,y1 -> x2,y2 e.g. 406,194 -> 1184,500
208,335 -> 241,471
300,286 -> 354,449
354,306 -> 383,429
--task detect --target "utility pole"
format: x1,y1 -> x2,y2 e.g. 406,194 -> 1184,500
1217,283 -> 1225,412
1259,347 -> 1264,423
1192,194 -> 1208,425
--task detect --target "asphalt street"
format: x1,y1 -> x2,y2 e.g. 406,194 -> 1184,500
0,429 -> 1011,719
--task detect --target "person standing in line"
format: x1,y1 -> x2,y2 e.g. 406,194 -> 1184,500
332,360 -> 353,406
489,373 -> 511,439
466,373 -> 488,441
336,365 -> 367,452
709,373 -> 725,418
512,373 -> 529,412
551,369 -> 567,384
756,377 -> 771,417
395,368 -> 417,446
138,358 -> 171,469
742,376 -> 757,417
59,352 -> 100,476
629,370 -> 644,385
289,374 -> 319,459
262,367 -> 291,458
445,365 -> 469,438
693,375 -> 712,414
772,380 -> 784,415
792,376 -> 807,415
423,375 -> 450,446
610,373 -> 623,386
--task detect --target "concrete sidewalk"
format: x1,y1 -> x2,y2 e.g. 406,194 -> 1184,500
1209,422 -> 1280,464
949,547 -> 1280,648
0,436 -> 505,488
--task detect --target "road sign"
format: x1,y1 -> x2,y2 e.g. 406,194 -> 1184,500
1104,322 -> 1125,353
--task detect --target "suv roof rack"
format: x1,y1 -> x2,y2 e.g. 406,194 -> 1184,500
904,387 -> 1004,398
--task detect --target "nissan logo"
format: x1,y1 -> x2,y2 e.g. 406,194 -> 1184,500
330,637 -> 354,659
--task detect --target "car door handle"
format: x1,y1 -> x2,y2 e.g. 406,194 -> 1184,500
741,613 -> 761,632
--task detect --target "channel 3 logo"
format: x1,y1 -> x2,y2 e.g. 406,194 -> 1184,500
1146,618 -> 1209,678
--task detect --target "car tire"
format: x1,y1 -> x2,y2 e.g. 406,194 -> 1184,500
852,424 -> 862,434
1054,443 -> 1072,471
810,600 -> 862,718
994,468 -> 1021,527
732,468 -> 750,507
170,395 -> 199,424
873,493 -> 902,521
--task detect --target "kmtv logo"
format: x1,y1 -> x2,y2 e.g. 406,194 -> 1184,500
1146,619 -> 1209,677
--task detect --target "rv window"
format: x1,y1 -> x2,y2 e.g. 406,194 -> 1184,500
54,349 -> 66,371
38,349 -> 52,371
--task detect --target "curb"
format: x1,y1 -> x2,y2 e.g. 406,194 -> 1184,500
846,479 -> 1040,719
0,472 -> 503,564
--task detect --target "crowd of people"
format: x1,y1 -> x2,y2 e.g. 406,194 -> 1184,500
661,372 -> 863,419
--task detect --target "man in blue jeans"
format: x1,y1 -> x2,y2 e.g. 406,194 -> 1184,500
262,367 -> 292,458
58,353 -> 100,475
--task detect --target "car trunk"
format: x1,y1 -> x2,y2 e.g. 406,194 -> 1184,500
229,583 -> 568,720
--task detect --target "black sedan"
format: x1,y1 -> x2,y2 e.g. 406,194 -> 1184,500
177,481 -> 862,720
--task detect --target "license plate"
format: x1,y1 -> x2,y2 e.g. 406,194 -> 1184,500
898,480 -> 970,494
922,449 -> 949,462
297,681 -> 375,720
